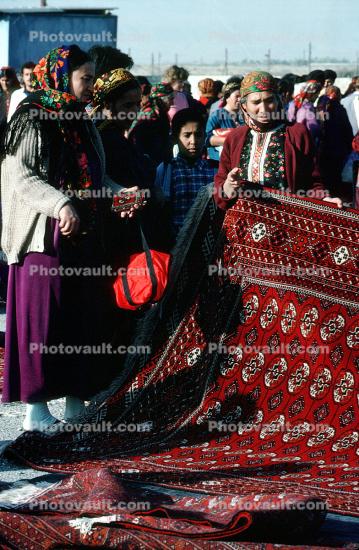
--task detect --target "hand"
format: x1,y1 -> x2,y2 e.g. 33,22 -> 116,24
223,167 -> 242,199
58,204 -> 80,236
118,186 -> 148,219
323,197 -> 343,209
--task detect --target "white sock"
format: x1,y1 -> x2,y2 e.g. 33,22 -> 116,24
23,402 -> 58,431
64,396 -> 85,421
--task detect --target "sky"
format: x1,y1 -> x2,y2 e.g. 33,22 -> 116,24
0,0 -> 358,65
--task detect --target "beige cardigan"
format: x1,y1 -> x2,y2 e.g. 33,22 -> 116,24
1,120 -> 123,264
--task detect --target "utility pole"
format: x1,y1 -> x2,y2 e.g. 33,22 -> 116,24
308,42 -> 312,73
224,48 -> 228,75
175,53 -> 178,65
265,49 -> 271,72
151,53 -> 155,77
158,52 -> 161,76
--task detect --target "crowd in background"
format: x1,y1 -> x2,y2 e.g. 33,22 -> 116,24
0,45 -> 358,430
1,52 -> 359,217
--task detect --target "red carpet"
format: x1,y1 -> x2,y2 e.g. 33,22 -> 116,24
0,188 -> 358,547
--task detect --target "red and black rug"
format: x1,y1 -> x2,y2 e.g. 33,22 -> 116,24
0,188 -> 358,548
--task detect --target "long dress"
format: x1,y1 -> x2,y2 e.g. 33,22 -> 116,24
3,122 -> 118,403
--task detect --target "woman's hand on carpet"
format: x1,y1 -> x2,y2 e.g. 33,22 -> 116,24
323,197 -> 343,208
223,167 -> 242,198
59,204 -> 80,236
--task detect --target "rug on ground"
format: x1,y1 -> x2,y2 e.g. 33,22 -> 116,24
0,186 -> 358,548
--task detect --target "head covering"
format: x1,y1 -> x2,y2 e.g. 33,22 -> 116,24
238,71 -> 282,132
30,46 -> 80,111
240,71 -> 278,99
5,46 -> 94,197
130,83 -> 172,132
293,80 -> 322,109
317,85 -> 342,120
198,78 -> 215,97
325,85 -> 341,101
222,81 -> 242,101
92,68 -> 138,110
150,82 -> 173,99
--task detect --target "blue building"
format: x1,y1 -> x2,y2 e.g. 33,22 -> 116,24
0,7 -> 117,69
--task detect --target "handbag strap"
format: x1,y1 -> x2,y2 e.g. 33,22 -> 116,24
121,221 -> 158,306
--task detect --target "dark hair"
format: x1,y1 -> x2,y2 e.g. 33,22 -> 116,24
278,77 -> 294,97
213,80 -> 224,96
308,70 -> 325,87
21,61 -> 36,73
226,75 -> 243,85
68,45 -> 92,73
282,73 -> 297,83
0,66 -> 17,79
324,69 -> 337,82
88,46 -> 134,78
136,75 -> 151,96
172,108 -> 205,139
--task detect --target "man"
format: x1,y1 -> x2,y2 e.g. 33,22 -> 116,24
7,61 -> 35,121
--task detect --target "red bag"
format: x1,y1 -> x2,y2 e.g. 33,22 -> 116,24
113,225 -> 171,311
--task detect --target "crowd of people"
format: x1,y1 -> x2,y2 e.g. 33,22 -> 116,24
0,45 -> 358,431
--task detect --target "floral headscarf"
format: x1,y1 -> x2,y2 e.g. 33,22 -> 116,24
5,46 -> 94,195
31,46 -> 79,112
150,82 -> 173,99
239,71 -> 281,132
293,80 -> 322,109
130,82 -> 173,129
240,71 -> 278,99
92,68 -> 139,110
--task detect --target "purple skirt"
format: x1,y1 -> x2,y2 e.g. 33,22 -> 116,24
3,222 -> 119,403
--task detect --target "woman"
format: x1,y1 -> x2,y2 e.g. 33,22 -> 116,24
287,80 -> 321,145
214,71 -> 342,208
163,65 -> 189,120
198,78 -> 216,109
1,45 -> 124,431
205,80 -> 244,163
129,82 -> 174,166
92,68 -> 172,255
90,68 -> 173,349
317,86 -> 353,196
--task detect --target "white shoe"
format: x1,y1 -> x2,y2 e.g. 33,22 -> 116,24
23,402 -> 59,432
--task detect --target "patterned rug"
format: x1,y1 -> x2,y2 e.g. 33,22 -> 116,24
0,187 -> 358,548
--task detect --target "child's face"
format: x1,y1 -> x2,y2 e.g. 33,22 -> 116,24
177,122 -> 205,159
